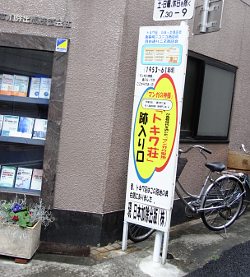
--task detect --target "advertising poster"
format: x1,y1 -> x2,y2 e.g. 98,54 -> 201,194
124,23 -> 189,232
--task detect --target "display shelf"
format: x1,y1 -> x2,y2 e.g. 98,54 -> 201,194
0,187 -> 40,196
0,95 -> 49,105
0,136 -> 45,146
0,41 -> 56,199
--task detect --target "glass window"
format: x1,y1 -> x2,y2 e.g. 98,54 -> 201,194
180,52 -> 236,141
181,57 -> 203,138
197,64 -> 235,137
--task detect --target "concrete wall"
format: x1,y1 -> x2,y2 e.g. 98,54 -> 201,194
229,3 -> 250,151
1,0 -> 249,215
52,0 -> 128,214
104,0 -> 250,205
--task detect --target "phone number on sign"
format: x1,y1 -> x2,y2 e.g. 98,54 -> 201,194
145,66 -> 175,74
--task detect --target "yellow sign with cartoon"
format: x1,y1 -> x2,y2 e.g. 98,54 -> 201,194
133,73 -> 177,182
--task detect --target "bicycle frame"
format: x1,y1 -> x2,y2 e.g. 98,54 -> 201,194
175,174 -> 212,213
175,145 -> 214,213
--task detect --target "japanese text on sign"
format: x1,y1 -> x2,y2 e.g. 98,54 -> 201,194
0,12 -> 72,28
134,74 -> 177,183
142,45 -> 182,66
153,0 -> 195,21
127,201 -> 168,228
124,24 -> 189,232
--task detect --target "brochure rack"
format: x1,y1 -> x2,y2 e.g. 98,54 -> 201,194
0,33 -> 69,203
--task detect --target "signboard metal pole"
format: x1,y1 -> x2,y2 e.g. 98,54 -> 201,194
153,231 -> 163,263
161,209 -> 172,264
122,221 -> 128,251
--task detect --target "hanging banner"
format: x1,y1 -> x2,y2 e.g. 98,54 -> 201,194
124,22 -> 189,232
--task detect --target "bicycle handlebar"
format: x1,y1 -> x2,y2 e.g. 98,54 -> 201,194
201,146 -> 212,154
179,145 -> 212,155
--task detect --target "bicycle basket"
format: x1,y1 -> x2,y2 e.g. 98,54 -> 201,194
176,157 -> 188,180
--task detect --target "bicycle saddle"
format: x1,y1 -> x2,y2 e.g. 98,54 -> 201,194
205,162 -> 226,172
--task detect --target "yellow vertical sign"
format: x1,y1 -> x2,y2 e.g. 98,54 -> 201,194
133,73 -> 178,182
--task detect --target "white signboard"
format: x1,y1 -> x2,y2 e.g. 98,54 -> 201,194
124,23 -> 189,232
153,0 -> 195,21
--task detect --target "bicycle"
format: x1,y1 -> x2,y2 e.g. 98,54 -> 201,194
128,145 -> 246,242
222,144 -> 250,217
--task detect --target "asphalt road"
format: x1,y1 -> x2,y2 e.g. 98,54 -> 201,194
187,240 -> 250,277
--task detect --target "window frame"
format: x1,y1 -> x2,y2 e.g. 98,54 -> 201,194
180,51 -> 237,143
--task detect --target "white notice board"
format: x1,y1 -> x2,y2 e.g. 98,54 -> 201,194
124,22 -> 189,232
153,0 -> 195,21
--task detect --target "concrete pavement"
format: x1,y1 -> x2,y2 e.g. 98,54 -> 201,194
0,208 -> 250,276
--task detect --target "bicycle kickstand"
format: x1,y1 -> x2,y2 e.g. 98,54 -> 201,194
223,226 -> 228,238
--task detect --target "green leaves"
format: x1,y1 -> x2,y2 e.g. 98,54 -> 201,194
0,198 -> 54,228
9,209 -> 33,228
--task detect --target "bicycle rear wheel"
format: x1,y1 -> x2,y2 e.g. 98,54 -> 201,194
238,200 -> 248,217
201,176 -> 244,231
128,223 -> 154,242
238,185 -> 250,217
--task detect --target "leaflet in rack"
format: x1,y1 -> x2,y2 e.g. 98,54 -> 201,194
16,117 -> 35,138
13,75 -> 29,97
14,167 -> 33,189
32,119 -> 47,140
0,74 -> 15,95
1,115 -> 19,137
0,115 -> 3,131
30,169 -> 43,191
0,74 -> 29,97
29,77 -> 40,98
0,166 -> 16,188
39,77 -> 51,99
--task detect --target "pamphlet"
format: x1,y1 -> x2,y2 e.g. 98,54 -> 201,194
14,167 -> 33,189
16,117 -> 34,138
0,74 -> 15,95
0,166 -> 16,188
0,114 -> 3,132
32,119 -> 47,140
30,169 -> 43,191
39,77 -> 51,99
13,75 -> 29,97
29,77 -> 41,98
1,115 -> 19,137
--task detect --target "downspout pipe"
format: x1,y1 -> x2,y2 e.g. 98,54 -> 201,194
200,0 -> 210,32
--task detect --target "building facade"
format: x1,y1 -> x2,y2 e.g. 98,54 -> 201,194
0,0 -> 249,248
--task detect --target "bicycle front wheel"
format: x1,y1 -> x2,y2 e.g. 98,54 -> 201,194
128,223 -> 154,242
201,176 -> 244,231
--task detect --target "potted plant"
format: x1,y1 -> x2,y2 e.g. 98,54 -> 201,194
0,196 -> 54,260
